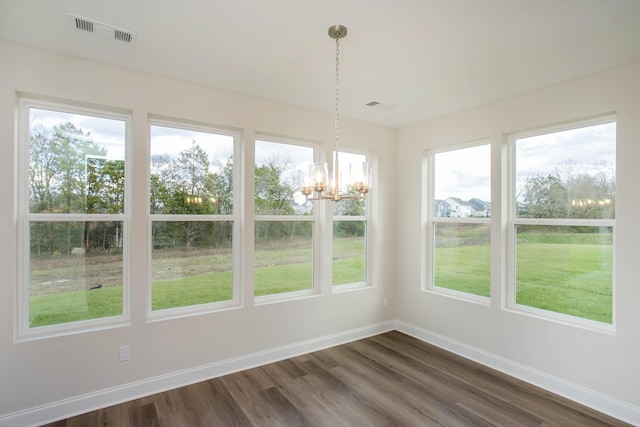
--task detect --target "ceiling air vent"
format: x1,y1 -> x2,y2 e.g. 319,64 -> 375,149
74,17 -> 94,33
114,29 -> 134,43
365,101 -> 397,111
70,14 -> 136,44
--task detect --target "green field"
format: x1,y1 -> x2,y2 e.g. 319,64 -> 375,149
434,232 -> 612,324
29,237 -> 365,327
515,242 -> 612,323
29,233 -> 613,327
434,245 -> 491,297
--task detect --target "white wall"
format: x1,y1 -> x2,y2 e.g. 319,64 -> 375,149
0,40 -> 396,422
3,37 -> 640,425
396,61 -> 640,417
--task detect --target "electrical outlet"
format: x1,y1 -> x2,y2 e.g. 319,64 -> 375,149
119,345 -> 131,362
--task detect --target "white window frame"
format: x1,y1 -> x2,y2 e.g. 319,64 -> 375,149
506,115 -> 616,333
253,135 -> 322,304
423,140 -> 491,305
16,96 -> 132,340
332,149 -> 373,292
147,117 -> 241,320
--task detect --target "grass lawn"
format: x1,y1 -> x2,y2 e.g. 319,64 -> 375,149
434,233 -> 612,324
434,245 -> 491,297
30,286 -> 123,327
29,237 -> 367,327
29,234 -> 613,327
152,272 -> 233,310
515,242 -> 612,323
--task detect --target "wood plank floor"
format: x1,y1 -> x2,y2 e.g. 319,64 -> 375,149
43,331 -> 630,426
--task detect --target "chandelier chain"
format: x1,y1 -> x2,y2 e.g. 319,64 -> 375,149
335,35 -> 340,152
298,25 -> 369,203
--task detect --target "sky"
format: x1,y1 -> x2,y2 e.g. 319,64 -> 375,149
434,143 -> 491,202
433,120 -> 616,203
150,125 -> 233,171
31,108 -> 615,206
29,108 -> 368,198
30,108 -> 126,159
515,121 -> 615,178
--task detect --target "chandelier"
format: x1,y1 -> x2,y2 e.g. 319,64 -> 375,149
300,25 -> 371,202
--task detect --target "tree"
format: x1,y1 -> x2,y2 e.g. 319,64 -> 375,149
86,158 -> 125,214
333,184 -> 365,217
255,162 -> 295,215
152,141 -> 219,214
29,121 -> 109,256
29,125 -> 57,213
254,154 -> 299,216
29,122 -> 106,213
51,122 -> 106,213
254,156 -> 301,241
149,141 -> 222,248
149,173 -> 168,214
566,173 -> 615,219
518,159 -> 615,220
210,156 -> 233,215
518,174 -> 568,218
173,141 -> 211,196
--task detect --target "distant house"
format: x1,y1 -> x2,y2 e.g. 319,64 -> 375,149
467,198 -> 491,217
434,199 -> 450,217
445,197 -> 472,217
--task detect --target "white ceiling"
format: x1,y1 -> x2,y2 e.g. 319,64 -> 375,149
2,0 -> 640,128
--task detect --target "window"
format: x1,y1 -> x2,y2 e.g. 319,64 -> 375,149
509,117 -> 616,326
254,138 -> 316,299
149,120 -> 238,314
17,97 -> 130,337
427,142 -> 491,299
333,152 -> 370,288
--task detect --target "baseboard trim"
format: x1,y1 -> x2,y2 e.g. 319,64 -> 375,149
395,320 -> 640,426
5,319 -> 638,427
0,321 -> 395,427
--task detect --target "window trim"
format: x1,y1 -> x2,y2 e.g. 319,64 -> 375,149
147,117 -> 242,319
253,135 -> 322,302
423,140 -> 492,304
506,115 -> 617,333
16,95 -> 132,340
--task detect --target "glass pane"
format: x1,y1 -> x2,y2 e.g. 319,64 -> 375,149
28,108 -> 126,214
515,122 -> 616,219
434,144 -> 491,218
515,225 -> 613,323
333,220 -> 366,285
434,223 -> 490,297
254,221 -> 313,296
150,125 -> 234,215
255,140 -> 313,215
333,152 -> 369,216
29,221 -> 124,327
151,221 -> 233,310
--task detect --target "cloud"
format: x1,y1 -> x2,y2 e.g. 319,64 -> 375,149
30,108 -> 126,159
516,122 -> 615,177
434,143 -> 491,201
150,125 -> 233,166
